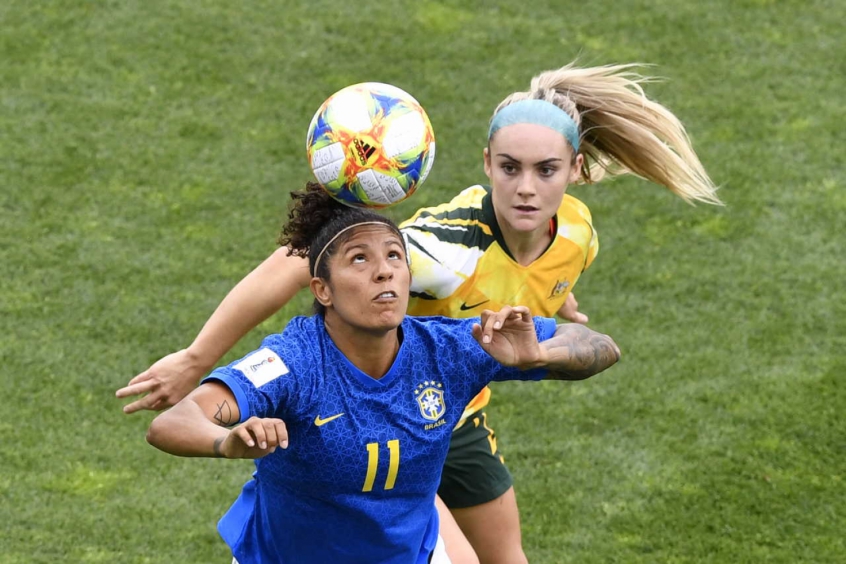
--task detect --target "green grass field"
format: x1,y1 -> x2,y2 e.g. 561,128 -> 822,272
2,0 -> 844,562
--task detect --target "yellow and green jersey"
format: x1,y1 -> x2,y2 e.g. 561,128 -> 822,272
400,185 -> 598,425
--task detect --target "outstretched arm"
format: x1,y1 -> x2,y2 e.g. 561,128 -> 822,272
536,322 -> 620,380
472,305 -> 620,380
146,381 -> 288,459
117,248 -> 311,413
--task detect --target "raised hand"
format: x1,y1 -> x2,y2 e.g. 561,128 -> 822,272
471,305 -> 545,368
116,349 -> 210,414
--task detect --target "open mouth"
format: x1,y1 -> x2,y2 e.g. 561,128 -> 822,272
374,291 -> 398,301
515,205 -> 538,212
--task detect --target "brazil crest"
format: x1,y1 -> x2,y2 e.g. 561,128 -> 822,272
414,381 -> 446,429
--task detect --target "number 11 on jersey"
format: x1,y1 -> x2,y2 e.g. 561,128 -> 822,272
362,439 -> 400,492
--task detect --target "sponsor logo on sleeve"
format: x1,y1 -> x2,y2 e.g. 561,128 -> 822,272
234,348 -> 288,387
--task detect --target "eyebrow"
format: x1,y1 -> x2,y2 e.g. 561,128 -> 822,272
496,153 -> 564,165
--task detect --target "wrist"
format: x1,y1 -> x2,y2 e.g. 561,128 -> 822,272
212,435 -> 227,458
517,346 -> 549,371
183,345 -> 218,376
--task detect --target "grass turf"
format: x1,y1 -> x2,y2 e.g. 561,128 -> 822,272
1,0 -> 843,561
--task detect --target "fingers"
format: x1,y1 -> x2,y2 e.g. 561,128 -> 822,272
122,397 -> 154,414
116,376 -> 171,414
273,419 -> 289,449
237,417 -> 289,451
121,393 -> 173,414
126,371 -> 152,387
478,306 -> 510,342
116,371 -> 161,414
477,306 -> 531,343
572,312 -> 589,324
560,293 -> 589,324
511,305 -> 532,322
261,419 -> 289,450
121,390 -> 170,414
471,323 -> 485,347
246,418 -> 267,449
115,378 -> 157,399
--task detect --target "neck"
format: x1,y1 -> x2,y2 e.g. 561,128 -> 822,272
323,315 -> 401,379
495,213 -> 553,266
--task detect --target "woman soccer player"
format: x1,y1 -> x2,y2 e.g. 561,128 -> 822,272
144,187 -> 621,564
120,61 -> 720,563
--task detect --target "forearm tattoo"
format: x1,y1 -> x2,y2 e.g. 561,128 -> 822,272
544,324 -> 621,380
213,400 -> 235,426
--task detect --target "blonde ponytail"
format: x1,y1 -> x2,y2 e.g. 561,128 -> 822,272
493,62 -> 722,205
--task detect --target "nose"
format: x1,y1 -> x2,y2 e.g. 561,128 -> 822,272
516,171 -> 536,198
374,257 -> 394,282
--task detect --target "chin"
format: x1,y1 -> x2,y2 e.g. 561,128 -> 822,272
361,308 -> 402,331
509,217 -> 544,232
379,312 -> 405,330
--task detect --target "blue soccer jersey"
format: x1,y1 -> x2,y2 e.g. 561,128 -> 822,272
203,314 -> 557,564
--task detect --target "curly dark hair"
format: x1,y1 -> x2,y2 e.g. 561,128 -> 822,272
277,182 -> 405,314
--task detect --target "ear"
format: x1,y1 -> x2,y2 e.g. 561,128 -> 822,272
483,147 -> 492,180
569,153 -> 584,184
310,277 -> 333,308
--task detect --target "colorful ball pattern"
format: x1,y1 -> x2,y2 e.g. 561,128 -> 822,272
306,82 -> 436,208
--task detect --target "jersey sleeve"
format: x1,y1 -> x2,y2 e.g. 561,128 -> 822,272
555,193 -> 599,274
201,333 -> 305,424
584,220 -> 598,271
402,228 -> 468,298
400,185 -> 490,299
567,195 -> 599,271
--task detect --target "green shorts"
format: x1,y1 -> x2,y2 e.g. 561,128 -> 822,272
437,408 -> 513,509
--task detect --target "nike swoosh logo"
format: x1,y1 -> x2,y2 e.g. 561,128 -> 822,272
459,300 -> 490,311
314,413 -> 345,427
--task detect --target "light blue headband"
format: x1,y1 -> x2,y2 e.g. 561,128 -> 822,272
488,99 -> 580,152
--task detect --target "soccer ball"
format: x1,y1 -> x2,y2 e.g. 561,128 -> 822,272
306,82 -> 436,209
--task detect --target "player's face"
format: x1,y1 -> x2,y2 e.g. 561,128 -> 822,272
319,225 -> 410,333
484,123 -> 582,235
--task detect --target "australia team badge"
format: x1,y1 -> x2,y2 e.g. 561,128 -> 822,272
549,279 -> 570,298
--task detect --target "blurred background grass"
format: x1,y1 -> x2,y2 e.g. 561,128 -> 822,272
1,0 -> 843,562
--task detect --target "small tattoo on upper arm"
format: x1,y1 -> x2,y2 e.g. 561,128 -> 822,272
213,400 -> 234,426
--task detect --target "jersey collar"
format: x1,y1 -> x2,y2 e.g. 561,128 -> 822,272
319,317 -> 409,389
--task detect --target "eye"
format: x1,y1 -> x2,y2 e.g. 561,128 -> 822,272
352,254 -> 366,264
539,165 -> 558,177
500,163 -> 517,174
388,250 -> 403,260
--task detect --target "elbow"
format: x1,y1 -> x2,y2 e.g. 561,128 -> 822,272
146,414 -> 167,450
610,338 -> 621,364
583,334 -> 621,379
602,335 -> 621,371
